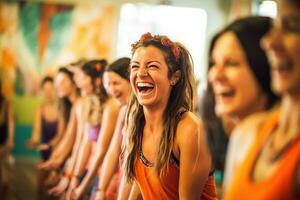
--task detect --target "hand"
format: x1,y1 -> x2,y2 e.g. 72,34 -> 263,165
48,176 -> 70,196
5,139 -> 14,151
26,140 -> 38,149
37,143 -> 50,151
70,187 -> 82,200
44,170 -> 60,187
38,159 -> 60,170
66,179 -> 79,200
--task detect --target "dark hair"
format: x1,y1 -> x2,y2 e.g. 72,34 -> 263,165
41,76 -> 54,88
106,57 -> 130,81
81,59 -> 108,103
0,80 -> 3,106
57,67 -> 75,123
58,67 -> 75,83
202,16 -> 278,177
69,59 -> 87,68
209,16 -> 278,108
200,86 -> 228,174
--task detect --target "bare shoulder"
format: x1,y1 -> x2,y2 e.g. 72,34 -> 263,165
104,97 -> 120,112
176,111 -> 203,140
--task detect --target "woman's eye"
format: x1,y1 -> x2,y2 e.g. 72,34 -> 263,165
148,65 -> 158,69
130,65 -> 138,70
225,60 -> 239,67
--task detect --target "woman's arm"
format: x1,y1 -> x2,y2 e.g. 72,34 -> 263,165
27,106 -> 42,148
177,112 -> 212,200
53,103 -> 78,163
4,100 -> 14,151
39,102 -> 77,170
72,98 -> 120,199
117,173 -> 133,200
95,106 -> 126,197
128,181 -> 142,200
48,103 -> 86,196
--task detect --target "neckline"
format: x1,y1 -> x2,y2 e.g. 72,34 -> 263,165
138,148 -> 154,168
248,115 -> 300,185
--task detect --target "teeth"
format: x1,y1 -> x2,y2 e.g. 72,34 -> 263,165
214,87 -> 233,95
137,82 -> 154,87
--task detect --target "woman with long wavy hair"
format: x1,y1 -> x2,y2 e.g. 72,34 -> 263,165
122,33 -> 217,200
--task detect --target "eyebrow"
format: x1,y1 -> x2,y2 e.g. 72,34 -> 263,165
130,60 -> 161,65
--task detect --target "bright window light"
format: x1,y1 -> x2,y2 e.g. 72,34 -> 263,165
258,0 -> 277,18
116,3 -> 207,84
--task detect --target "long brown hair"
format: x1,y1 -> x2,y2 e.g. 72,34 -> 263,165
124,33 -> 196,180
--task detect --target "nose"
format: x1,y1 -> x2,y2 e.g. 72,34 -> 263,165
137,66 -> 148,77
208,64 -> 225,84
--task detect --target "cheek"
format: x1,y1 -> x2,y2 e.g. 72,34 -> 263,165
208,67 -> 217,83
130,73 -> 137,90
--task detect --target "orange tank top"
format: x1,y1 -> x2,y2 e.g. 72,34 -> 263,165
223,111 -> 300,200
135,150 -> 217,200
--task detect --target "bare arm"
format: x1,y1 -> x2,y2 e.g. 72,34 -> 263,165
7,100 -> 15,149
52,103 -> 78,163
27,106 -> 42,148
96,106 -> 126,195
48,100 -> 86,196
74,98 -> 120,197
128,181 -> 142,200
177,112 -> 212,200
39,102 -> 77,170
117,173 -> 133,200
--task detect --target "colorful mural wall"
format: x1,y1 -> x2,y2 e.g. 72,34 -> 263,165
0,0 -> 118,97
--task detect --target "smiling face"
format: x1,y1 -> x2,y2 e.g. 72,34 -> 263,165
130,46 -> 177,110
54,72 -> 74,98
103,71 -> 131,105
261,0 -> 300,97
42,81 -> 56,101
80,71 -> 94,95
209,32 -> 267,120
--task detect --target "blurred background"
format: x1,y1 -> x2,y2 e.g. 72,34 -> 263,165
0,0 -> 276,199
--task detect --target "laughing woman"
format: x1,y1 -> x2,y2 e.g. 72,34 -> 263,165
224,0 -> 300,199
122,33 -> 217,200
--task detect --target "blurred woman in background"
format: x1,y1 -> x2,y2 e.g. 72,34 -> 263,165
67,60 -> 120,199
224,0 -> 300,198
27,76 -> 63,200
201,16 -> 278,191
0,80 -> 15,200
88,57 -> 131,200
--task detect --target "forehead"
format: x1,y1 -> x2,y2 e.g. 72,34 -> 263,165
212,32 -> 244,58
131,46 -> 166,62
104,71 -> 123,81
55,72 -> 67,82
43,81 -> 53,88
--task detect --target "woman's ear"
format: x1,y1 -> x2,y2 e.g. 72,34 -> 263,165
170,70 -> 181,85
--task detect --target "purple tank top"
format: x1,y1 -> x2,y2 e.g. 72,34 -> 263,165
88,124 -> 101,142
41,117 -> 58,160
